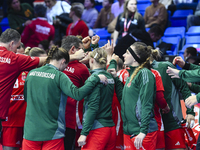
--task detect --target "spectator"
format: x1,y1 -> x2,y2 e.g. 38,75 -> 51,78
7,0 -> 34,34
113,0 -> 146,47
111,0 -> 124,18
81,0 -> 98,28
114,25 -> 163,60
187,1 -> 200,30
93,0 -> 115,29
66,3 -> 89,38
183,46 -> 200,65
38,40 -> 50,54
21,4 -> 55,48
144,0 -> 167,31
45,0 -> 71,25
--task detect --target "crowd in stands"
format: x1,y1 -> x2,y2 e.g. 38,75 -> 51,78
1,0 -> 200,150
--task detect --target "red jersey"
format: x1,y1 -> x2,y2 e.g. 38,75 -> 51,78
21,17 -> 55,48
63,60 -> 90,129
66,20 -> 89,38
117,69 -> 129,85
2,72 -> 28,127
0,46 -> 39,119
151,69 -> 166,131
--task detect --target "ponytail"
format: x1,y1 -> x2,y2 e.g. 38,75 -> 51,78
129,57 -> 150,83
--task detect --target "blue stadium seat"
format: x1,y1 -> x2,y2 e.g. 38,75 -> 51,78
186,26 -> 200,36
137,3 -> 151,16
161,36 -> 181,55
95,28 -> 111,39
164,27 -> 186,49
185,36 -> 200,44
164,27 -> 185,38
95,28 -> 111,47
171,9 -> 193,28
0,18 -> 10,32
137,0 -> 151,4
95,2 -> 103,12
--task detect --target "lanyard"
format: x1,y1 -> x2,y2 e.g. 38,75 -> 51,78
123,15 -> 134,32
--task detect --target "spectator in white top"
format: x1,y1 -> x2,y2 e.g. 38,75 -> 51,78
45,0 -> 71,25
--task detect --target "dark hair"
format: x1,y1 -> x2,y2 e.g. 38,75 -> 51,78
71,2 -> 84,18
39,40 -> 50,51
17,42 -> 25,50
34,4 -> 47,17
129,42 -> 152,83
61,35 -> 82,52
185,47 -> 197,56
148,25 -> 164,37
108,0 -> 114,4
44,46 -> 70,65
90,0 -> 95,7
117,58 -> 124,71
29,47 -> 47,57
7,0 -> 17,7
0,29 -> 21,44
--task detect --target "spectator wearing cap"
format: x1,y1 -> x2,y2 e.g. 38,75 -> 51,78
66,3 -> 89,38
21,4 -> 55,48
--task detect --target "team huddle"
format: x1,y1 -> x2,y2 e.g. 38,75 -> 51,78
0,28 -> 199,150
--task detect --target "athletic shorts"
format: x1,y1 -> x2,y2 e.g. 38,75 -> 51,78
81,126 -> 116,150
1,127 -> 23,147
22,138 -> 64,150
124,131 -> 157,150
156,131 -> 165,149
165,128 -> 186,149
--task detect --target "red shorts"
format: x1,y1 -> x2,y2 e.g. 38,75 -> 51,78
156,131 -> 165,149
22,138 -> 64,150
1,127 -> 23,147
165,128 -> 186,149
81,126 -> 116,150
124,131 -> 157,150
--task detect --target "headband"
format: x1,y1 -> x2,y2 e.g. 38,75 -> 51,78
128,47 -> 143,63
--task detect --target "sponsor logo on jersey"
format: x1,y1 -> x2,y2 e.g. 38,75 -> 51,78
175,141 -> 180,146
11,94 -> 24,101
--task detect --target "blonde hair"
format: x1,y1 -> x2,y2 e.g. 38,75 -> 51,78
121,0 -> 140,20
128,42 -> 152,83
29,47 -> 47,57
90,48 -> 107,67
24,47 -> 31,55
150,49 -> 161,61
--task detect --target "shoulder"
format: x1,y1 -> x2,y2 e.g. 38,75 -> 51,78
91,8 -> 98,14
138,68 -> 154,80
